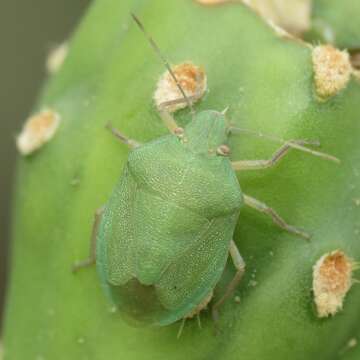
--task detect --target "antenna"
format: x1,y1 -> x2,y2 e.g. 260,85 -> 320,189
131,13 -> 195,115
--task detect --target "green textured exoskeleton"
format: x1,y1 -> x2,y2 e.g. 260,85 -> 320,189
99,111 -> 243,326
73,15 -> 339,329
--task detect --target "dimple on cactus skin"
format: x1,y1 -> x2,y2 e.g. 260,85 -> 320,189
3,1 -> 360,359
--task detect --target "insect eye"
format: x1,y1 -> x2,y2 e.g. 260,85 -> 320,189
217,144 -> 230,156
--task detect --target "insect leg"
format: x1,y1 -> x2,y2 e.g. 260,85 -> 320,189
106,123 -> 141,149
72,206 -> 105,273
212,240 -> 246,322
243,194 -> 310,240
158,95 -> 200,133
231,140 -> 339,171
177,318 -> 186,339
158,105 -> 180,134
196,313 -> 202,329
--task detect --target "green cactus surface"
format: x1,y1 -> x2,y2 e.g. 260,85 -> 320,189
306,0 -> 360,49
3,1 -> 360,359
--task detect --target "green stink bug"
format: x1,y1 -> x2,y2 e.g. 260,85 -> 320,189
73,14 -> 339,329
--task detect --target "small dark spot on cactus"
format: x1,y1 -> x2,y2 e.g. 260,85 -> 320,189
70,178 -> 81,187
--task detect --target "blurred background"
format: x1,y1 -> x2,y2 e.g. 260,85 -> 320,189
0,0 -> 91,333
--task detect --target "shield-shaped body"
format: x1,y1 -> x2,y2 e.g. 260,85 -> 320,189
96,111 -> 243,326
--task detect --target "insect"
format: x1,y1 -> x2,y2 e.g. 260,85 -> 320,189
73,14 -> 339,331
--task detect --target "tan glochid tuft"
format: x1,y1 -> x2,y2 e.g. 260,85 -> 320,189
16,110 -> 61,156
154,62 -> 207,113
313,250 -> 356,318
46,42 -> 68,74
312,45 -> 352,100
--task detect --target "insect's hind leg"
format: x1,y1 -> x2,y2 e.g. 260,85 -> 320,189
106,123 -> 141,149
212,240 -> 246,322
243,194 -> 310,240
72,206 -> 105,273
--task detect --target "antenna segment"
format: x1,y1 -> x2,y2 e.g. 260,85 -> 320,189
131,13 -> 195,114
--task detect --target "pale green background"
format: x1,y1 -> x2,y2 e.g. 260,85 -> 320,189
0,0 -> 90,331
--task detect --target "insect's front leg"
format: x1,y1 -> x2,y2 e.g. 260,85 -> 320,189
157,95 -> 198,134
231,139 -> 339,171
212,240 -> 246,322
72,206 -> 105,273
158,106 -> 179,134
157,99 -> 189,134
243,194 -> 310,240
